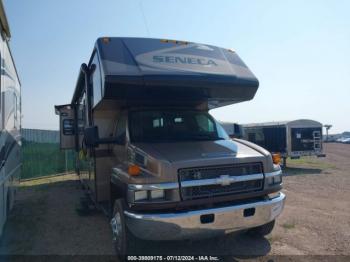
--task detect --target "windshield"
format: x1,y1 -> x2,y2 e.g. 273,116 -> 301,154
129,110 -> 229,142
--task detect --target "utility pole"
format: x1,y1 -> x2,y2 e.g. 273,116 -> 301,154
324,124 -> 332,142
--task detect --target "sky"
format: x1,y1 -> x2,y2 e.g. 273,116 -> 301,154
4,0 -> 350,133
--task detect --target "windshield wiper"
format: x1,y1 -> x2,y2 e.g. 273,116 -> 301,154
136,135 -> 225,142
190,135 -> 224,141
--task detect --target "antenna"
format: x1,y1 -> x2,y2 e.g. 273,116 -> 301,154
139,0 -> 151,36
324,124 -> 332,142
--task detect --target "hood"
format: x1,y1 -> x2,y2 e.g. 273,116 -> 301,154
134,139 -> 264,163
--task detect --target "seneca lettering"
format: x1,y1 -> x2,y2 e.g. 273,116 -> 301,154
207,60 -> 217,66
153,56 -> 164,63
174,56 -> 186,63
153,55 -> 217,66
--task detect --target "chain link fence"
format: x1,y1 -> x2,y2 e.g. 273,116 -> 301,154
21,129 -> 76,179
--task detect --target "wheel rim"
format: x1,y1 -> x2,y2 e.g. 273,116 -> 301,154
111,211 -> 123,251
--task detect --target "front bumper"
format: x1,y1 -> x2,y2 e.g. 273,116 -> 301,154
124,192 -> 286,240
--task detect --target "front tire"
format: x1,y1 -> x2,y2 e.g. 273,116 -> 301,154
248,220 -> 275,236
111,199 -> 138,258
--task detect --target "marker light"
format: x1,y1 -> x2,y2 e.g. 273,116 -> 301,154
160,39 -> 188,45
128,165 -> 141,176
272,153 -> 281,165
102,37 -> 110,44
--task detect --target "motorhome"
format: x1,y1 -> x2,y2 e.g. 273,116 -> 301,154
55,37 -> 285,255
0,0 -> 21,236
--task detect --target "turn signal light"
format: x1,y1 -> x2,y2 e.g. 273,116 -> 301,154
128,165 -> 141,176
272,153 -> 281,165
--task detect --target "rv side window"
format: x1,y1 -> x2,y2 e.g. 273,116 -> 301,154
63,119 -> 75,135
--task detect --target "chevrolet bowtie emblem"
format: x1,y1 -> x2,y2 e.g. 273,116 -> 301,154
217,175 -> 233,186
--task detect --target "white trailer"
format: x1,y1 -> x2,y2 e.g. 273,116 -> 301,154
0,0 -> 21,236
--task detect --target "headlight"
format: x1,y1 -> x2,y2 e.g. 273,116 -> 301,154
134,189 -> 165,202
267,175 -> 282,186
134,190 -> 148,201
266,170 -> 283,186
273,175 -> 282,184
150,189 -> 164,199
128,182 -> 180,203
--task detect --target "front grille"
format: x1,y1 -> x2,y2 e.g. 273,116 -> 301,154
182,180 -> 263,199
179,163 -> 262,181
179,163 -> 263,200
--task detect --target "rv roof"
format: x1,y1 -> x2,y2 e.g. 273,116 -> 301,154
71,37 -> 259,109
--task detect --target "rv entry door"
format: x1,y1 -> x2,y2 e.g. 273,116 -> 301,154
55,105 -> 75,149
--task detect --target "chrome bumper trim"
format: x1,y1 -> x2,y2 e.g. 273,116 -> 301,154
124,192 -> 286,240
128,182 -> 179,190
180,173 -> 264,188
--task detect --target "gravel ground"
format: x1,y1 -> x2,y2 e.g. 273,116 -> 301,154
0,143 -> 349,259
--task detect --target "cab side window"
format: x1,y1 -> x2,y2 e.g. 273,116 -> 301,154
195,114 -> 215,133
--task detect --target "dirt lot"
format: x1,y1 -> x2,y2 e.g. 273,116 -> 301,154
0,143 -> 349,259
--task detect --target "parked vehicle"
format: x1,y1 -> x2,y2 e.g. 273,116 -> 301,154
0,0 -> 22,236
339,137 -> 350,144
222,120 -> 326,165
55,37 -> 285,255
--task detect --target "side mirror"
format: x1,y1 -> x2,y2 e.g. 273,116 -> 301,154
84,126 -> 99,147
232,123 -> 243,138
